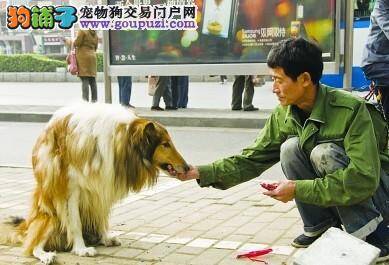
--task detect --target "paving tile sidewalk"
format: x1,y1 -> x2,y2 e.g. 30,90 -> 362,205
0,167 -> 304,265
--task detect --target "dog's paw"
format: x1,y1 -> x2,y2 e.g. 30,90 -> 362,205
72,246 -> 97,257
39,251 -> 56,265
101,236 -> 121,247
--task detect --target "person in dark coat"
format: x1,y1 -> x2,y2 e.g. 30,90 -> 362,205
74,29 -> 98,102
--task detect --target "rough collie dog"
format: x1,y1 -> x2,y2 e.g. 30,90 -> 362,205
0,103 -> 189,264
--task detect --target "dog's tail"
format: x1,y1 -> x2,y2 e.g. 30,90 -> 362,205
0,216 -> 26,246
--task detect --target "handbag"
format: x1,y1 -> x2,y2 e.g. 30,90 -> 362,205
66,47 -> 78,75
251,75 -> 266,87
148,76 -> 159,96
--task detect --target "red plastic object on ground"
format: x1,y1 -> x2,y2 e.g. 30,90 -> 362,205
236,248 -> 273,263
260,182 -> 278,191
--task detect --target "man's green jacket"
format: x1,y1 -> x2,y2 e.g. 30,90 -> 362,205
198,85 -> 389,207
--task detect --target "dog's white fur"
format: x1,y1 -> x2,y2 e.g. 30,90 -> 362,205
0,103 -> 187,264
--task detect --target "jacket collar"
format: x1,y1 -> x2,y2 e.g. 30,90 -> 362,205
285,84 -> 327,125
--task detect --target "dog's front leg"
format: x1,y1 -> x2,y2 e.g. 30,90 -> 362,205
33,241 -> 56,265
29,218 -> 56,265
68,186 -> 97,257
100,231 -> 121,247
98,218 -> 121,247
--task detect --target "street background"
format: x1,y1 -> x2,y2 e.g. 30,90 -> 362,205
0,80 -> 278,109
0,80 -> 380,265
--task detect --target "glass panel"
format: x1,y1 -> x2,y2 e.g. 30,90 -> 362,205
109,0 -> 337,65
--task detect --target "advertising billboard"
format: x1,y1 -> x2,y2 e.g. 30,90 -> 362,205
107,0 -> 338,75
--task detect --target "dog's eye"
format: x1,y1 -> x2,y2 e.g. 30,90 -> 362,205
162,143 -> 170,148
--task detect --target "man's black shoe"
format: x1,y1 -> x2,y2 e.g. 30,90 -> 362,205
243,106 -> 259,111
291,222 -> 343,248
151,106 -> 164,111
231,107 -> 242,111
376,245 -> 389,263
367,236 -> 389,263
166,106 -> 178,110
366,222 -> 389,263
291,233 -> 322,248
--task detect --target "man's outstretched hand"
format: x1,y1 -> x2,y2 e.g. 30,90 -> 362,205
177,165 -> 200,181
262,180 -> 296,203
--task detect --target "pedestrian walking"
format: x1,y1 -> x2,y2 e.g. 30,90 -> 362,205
118,76 -> 134,108
74,29 -> 98,102
220,75 -> 228,85
171,76 -> 189,108
231,75 -> 259,111
362,0 -> 389,118
151,76 -> 177,111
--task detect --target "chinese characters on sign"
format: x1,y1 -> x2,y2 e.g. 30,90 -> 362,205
115,54 -> 137,62
5,0 -> 336,67
79,5 -> 196,20
241,28 -> 287,47
6,4 -> 197,31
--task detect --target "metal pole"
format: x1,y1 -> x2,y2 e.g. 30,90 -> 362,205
343,0 -> 354,91
103,29 -> 112,103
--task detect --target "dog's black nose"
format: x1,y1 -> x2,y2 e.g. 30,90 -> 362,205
184,164 -> 190,172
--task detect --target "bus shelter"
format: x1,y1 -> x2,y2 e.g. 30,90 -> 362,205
102,0 -> 354,102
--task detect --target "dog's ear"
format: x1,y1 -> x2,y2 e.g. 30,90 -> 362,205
141,122 -> 160,163
144,122 -> 156,139
144,122 -> 159,146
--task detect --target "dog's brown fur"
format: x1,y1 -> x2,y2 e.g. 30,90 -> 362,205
0,103 -> 188,264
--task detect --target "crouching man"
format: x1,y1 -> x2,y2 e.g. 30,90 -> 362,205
178,38 -> 389,262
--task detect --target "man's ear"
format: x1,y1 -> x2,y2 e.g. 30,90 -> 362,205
298,72 -> 312,86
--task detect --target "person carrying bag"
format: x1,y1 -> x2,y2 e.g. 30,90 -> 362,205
74,29 -> 98,102
148,76 -> 159,96
66,44 -> 78,75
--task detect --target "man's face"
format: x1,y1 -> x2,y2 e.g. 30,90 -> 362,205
270,67 -> 306,106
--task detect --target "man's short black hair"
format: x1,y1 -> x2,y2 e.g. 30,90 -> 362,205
267,38 -> 323,85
